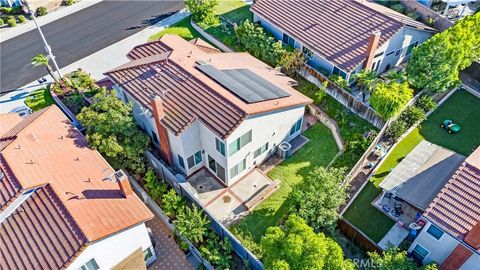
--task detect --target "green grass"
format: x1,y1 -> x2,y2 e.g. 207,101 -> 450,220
215,0 -> 253,24
203,0 -> 253,51
232,124 -> 339,242
24,88 -> 54,111
148,16 -> 200,41
295,76 -> 377,169
343,90 -> 480,243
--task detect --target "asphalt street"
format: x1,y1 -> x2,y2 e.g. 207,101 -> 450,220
0,0 -> 184,93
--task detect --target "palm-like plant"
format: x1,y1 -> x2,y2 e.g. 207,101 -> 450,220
384,70 -> 406,83
354,70 -> 378,102
31,53 -> 59,83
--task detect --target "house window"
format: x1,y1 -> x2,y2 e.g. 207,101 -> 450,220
230,158 -> 247,178
254,143 -> 269,158
282,33 -> 295,47
426,224 -> 444,240
208,155 -> 226,182
178,155 -> 185,169
302,46 -> 314,59
332,66 -> 347,79
386,51 -> 395,56
187,151 -> 203,169
151,130 -> 159,145
78,258 -> 99,270
215,138 -> 225,156
143,247 -> 154,263
374,51 -> 384,58
411,244 -> 429,263
290,119 -> 302,136
228,130 -> 252,156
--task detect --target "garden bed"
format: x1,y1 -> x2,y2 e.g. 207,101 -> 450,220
343,89 -> 480,243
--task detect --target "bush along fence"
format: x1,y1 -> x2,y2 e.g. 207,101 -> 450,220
299,65 -> 386,129
337,219 -> 383,253
145,151 -> 264,270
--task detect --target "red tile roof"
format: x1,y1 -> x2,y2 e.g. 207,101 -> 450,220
251,0 -> 405,72
0,155 -> 21,211
0,185 -> 88,270
0,106 -> 153,241
424,147 -> 480,249
106,34 -> 312,139
0,113 -> 22,137
0,108 -> 49,151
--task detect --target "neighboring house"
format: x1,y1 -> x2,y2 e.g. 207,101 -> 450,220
251,0 -> 436,83
105,34 -> 312,186
418,0 -> 477,19
0,106 -> 156,270
0,0 -> 20,7
408,146 -> 480,269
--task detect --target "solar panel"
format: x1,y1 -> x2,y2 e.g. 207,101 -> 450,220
196,63 -> 291,103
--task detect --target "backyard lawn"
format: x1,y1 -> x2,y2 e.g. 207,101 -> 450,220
343,89 -> 480,243
232,123 -> 339,243
24,88 -> 54,112
148,16 -> 200,41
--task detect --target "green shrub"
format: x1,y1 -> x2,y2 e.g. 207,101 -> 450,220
7,15 -> 14,21
143,168 -> 167,200
161,189 -> 184,218
18,15 -> 26,23
390,3 -> 406,13
0,7 -> 13,14
199,231 -> 233,269
406,11 -> 421,21
425,17 -> 436,27
399,106 -> 426,127
0,18 -> 4,26
328,74 -> 349,90
386,120 -> 407,140
175,205 -> 210,244
415,95 -> 437,113
185,0 -> 219,26
7,18 -> 16,27
65,0 -> 75,6
36,7 -> 48,16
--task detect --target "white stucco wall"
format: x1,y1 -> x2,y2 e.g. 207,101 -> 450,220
460,252 -> 480,270
375,27 -> 433,74
68,223 -> 154,270
409,220 -> 464,265
224,105 -> 306,184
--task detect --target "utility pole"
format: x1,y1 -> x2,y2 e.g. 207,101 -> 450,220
21,0 -> 63,79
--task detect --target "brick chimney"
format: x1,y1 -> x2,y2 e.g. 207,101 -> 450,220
364,30 -> 381,71
115,170 -> 133,197
150,96 -> 174,166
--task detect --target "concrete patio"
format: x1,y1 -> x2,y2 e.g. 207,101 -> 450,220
185,168 -> 279,226
373,192 -> 421,227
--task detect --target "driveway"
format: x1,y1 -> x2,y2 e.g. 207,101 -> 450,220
0,0 -> 184,93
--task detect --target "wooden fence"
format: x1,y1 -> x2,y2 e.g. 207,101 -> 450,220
299,66 -> 386,129
338,219 -> 383,253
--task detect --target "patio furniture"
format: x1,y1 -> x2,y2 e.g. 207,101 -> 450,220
384,192 -> 393,202
382,204 -> 391,213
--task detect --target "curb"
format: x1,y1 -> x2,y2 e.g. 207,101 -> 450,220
1,0 -> 103,42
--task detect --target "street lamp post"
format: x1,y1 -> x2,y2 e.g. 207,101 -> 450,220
21,0 -> 63,79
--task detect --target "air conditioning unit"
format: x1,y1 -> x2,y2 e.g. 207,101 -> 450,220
278,142 -> 292,159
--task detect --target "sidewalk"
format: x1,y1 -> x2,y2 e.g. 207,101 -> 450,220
0,0 -> 103,42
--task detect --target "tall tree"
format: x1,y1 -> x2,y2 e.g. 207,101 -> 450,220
288,167 -> 348,231
407,13 -> 480,92
354,70 -> 379,102
369,81 -> 413,119
260,215 -> 355,270
77,88 -> 150,174
31,53 -> 59,83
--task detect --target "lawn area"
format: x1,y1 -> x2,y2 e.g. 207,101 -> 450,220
148,16 -> 200,41
24,88 -> 54,112
203,0 -> 252,51
232,123 -> 339,243
343,89 -> 480,243
295,76 -> 378,169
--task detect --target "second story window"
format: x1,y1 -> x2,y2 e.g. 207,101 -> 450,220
187,151 -> 203,169
215,138 -> 225,156
78,258 -> 99,270
302,46 -> 314,59
229,130 -> 252,156
426,224 -> 444,240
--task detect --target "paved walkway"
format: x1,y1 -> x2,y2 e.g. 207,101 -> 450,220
146,216 -> 193,270
0,0 -> 103,42
378,223 -> 409,250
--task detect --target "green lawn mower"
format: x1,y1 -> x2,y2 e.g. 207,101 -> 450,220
440,120 -> 461,134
